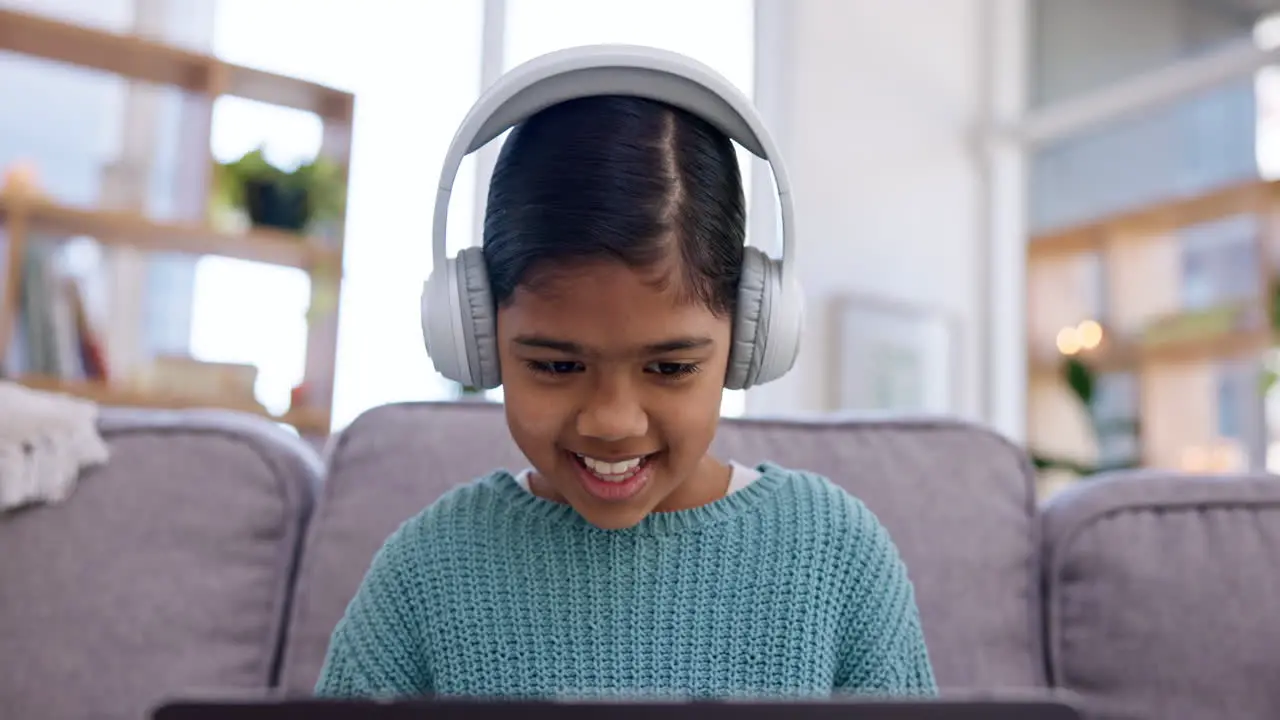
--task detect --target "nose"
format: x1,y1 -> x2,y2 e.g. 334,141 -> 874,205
576,375 -> 648,442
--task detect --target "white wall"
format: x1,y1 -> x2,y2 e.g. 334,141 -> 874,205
747,0 -> 992,425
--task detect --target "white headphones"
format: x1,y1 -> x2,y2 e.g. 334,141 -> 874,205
421,44 -> 803,391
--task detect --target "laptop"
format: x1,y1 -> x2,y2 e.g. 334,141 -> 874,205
153,696 -> 1084,719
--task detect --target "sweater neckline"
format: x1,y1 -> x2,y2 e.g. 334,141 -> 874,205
488,462 -> 790,536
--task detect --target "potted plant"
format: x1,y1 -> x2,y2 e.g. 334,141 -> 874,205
1030,355 -> 1141,477
212,148 -> 346,234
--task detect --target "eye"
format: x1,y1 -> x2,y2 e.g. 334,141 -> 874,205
645,362 -> 701,379
525,360 -> 585,376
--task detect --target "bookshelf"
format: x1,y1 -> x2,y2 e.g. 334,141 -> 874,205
0,195 -> 343,270
17,374 -> 331,435
0,9 -> 353,435
1027,177 -> 1280,477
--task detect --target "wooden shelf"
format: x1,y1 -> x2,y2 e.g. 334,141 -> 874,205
1028,178 -> 1279,261
0,8 -> 353,121
16,375 -> 331,435
0,9 -> 353,435
0,193 -> 342,271
1029,327 -> 1274,376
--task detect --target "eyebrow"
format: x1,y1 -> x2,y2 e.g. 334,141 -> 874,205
512,335 -> 713,355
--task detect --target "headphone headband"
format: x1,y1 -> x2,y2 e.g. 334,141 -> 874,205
430,44 -> 796,279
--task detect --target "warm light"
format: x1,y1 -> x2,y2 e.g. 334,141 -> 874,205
1180,446 -> 1208,472
1076,320 -> 1103,350
1,160 -> 41,195
1211,442 -> 1245,473
1181,441 -> 1245,473
1055,326 -> 1081,355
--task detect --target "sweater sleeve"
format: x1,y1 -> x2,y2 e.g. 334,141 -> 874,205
314,520 -> 433,698
833,501 -> 938,697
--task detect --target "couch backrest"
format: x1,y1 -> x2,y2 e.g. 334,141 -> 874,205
280,402 -> 1045,693
1040,471 -> 1280,720
0,408 -> 320,720
708,415 -> 1045,691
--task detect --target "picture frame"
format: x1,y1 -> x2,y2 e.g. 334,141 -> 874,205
828,294 -> 961,415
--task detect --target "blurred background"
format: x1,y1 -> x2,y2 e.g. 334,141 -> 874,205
3,0 -> 1279,497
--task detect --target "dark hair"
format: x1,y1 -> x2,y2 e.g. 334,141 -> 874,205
482,95 -> 746,317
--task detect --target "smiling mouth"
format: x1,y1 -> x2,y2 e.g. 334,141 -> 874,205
567,451 -> 657,502
575,453 -> 650,481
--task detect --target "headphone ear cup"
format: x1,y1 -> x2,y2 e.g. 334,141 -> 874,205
725,248 -> 771,390
751,259 -> 802,386
454,247 -> 502,389
421,259 -> 466,385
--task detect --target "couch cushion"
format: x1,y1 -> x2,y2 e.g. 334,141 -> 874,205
281,402 -> 1043,693
1041,471 -> 1280,720
0,408 -> 321,720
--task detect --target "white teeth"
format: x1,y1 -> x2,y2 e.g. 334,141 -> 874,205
578,454 -> 645,482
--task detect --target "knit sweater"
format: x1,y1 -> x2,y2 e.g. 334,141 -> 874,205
315,463 -> 937,700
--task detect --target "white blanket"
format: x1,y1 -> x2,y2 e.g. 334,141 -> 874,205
0,381 -> 110,512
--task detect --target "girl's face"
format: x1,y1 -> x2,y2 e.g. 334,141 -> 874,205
497,259 -> 734,530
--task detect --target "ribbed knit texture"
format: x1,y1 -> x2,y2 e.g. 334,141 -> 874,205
315,463 -> 937,700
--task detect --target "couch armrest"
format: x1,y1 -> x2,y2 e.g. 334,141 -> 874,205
1041,470 -> 1280,720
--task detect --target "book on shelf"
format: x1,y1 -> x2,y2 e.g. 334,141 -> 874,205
5,236 -> 107,383
2,232 -> 271,418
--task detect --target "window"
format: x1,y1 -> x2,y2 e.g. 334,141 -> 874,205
1090,371 -> 1140,469
1178,215 -> 1260,312
1217,365 -> 1244,441
1028,0 -> 1264,232
498,0 -> 757,417
197,98 -> 320,417
198,1 -> 484,428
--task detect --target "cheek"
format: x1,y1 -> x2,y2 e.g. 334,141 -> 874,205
501,375 -> 563,447
652,370 -> 725,451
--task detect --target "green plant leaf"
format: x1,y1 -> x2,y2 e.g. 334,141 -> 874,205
1062,356 -> 1094,407
211,148 -> 347,230
1261,367 -> 1279,395
1030,451 -> 1093,476
1270,283 -> 1280,333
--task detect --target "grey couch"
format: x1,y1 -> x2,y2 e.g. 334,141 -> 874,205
1,402 -> 1277,720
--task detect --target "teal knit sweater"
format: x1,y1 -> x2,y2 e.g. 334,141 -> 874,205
315,463 -> 936,699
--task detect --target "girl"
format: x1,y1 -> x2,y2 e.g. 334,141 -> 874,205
315,50 -> 936,701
